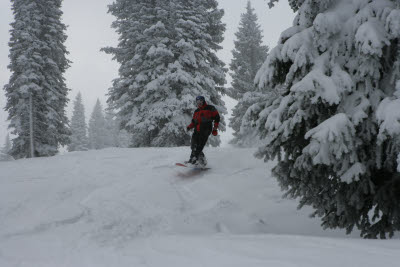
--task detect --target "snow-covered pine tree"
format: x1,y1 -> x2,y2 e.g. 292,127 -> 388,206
103,0 -> 226,147
229,1 -> 269,100
68,93 -> 88,152
229,1 -> 269,146
88,99 -> 106,150
255,0 -> 400,238
4,0 -> 70,159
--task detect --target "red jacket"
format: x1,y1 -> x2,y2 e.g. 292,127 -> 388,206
187,102 -> 220,133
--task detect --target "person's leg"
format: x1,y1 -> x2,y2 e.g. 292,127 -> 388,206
195,131 -> 210,165
188,132 -> 200,163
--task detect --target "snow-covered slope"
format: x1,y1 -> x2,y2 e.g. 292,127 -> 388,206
0,147 -> 399,267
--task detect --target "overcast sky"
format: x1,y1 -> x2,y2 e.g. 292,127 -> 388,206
0,0 -> 295,147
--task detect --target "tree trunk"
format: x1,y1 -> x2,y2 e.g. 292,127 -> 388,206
29,93 -> 34,158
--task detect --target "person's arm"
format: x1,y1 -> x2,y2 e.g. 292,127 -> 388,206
211,108 -> 220,135
187,111 -> 196,130
212,108 -> 220,129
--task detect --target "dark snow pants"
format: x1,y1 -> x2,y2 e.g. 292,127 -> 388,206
190,130 -> 211,160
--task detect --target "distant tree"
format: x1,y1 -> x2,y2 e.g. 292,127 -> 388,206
68,92 -> 88,152
255,0 -> 400,238
228,1 -> 268,146
229,1 -> 269,100
88,99 -> 106,150
103,0 -> 226,147
104,110 -> 118,148
4,0 -> 70,159
112,114 -> 132,148
116,129 -> 132,148
1,134 -> 12,154
0,134 -> 14,161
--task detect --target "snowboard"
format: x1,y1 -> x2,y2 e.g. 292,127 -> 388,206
175,162 -> 210,170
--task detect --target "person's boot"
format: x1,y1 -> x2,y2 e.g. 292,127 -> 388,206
186,156 -> 197,165
197,153 -> 207,166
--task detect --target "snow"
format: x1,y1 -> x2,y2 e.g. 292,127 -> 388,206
304,113 -> 355,165
340,162 -> 366,184
1,147 -> 399,266
355,19 -> 390,56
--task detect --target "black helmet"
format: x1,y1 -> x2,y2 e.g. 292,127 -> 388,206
196,96 -> 205,102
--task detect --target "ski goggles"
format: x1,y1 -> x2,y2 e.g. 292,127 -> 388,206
196,99 -> 204,105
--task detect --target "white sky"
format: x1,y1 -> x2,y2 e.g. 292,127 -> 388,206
0,0 -> 295,147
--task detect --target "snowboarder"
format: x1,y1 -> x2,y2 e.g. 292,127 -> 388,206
186,96 -> 220,166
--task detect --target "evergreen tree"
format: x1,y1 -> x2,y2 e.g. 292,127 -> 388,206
228,1 -> 269,146
229,1 -> 269,100
255,0 -> 400,238
103,0 -> 226,147
4,0 -> 70,159
68,92 -> 88,152
88,99 -> 106,150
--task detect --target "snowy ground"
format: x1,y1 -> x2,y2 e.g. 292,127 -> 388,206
0,147 -> 399,267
